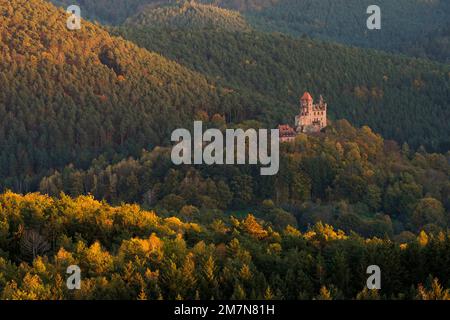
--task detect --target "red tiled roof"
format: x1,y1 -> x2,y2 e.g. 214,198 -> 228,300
278,124 -> 296,137
300,92 -> 313,101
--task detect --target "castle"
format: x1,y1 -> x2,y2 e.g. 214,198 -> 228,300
278,92 -> 328,142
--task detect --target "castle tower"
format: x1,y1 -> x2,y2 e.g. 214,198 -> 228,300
300,91 -> 313,115
295,91 -> 327,133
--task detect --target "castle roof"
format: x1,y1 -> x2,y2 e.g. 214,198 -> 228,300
278,124 -> 296,137
301,92 -> 313,101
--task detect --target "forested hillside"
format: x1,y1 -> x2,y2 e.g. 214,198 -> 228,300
244,0 -> 450,63
49,0 -> 450,63
397,25 -> 450,64
1,0 -> 449,301
115,26 -> 450,152
203,0 -> 280,12
124,1 -> 251,31
39,120 -> 450,239
0,191 -> 449,299
0,0 -> 278,191
2,0 -> 449,193
48,0 -> 164,24
48,0 -> 278,24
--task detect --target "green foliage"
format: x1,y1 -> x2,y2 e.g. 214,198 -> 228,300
124,1 -> 251,32
49,0 -> 450,63
2,1 -> 448,300
49,0 -> 167,24
115,26 -> 450,152
0,191 -> 449,300
244,0 -> 450,63
3,0 -> 449,195
49,0 -> 280,24
412,198 -> 446,232
38,120 -> 450,237
203,0 -> 280,12
0,0 -> 275,191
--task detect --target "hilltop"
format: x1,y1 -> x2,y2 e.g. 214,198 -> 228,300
201,0 -> 279,12
48,0 -> 277,24
0,0 -> 274,190
48,0 -> 162,24
40,119 -> 450,239
49,0 -> 450,62
125,1 -> 251,31
2,0 -> 449,195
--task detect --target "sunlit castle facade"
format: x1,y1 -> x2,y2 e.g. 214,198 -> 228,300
278,92 -> 328,142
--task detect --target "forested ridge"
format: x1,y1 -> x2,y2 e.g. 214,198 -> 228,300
1,0 -> 449,205
48,0 -> 166,24
49,0 -> 450,63
0,0 -> 449,301
39,120 -> 450,240
0,191 -> 449,299
5,0 -> 449,195
115,26 -> 450,151
48,0 -> 279,24
243,0 -> 450,63
0,0 -> 279,191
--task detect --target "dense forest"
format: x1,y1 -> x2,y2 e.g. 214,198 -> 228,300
39,120 -> 450,239
0,191 -> 449,299
115,25 -> 450,152
48,0 -> 278,24
0,0 -> 280,192
4,0 -> 449,194
124,1 -> 251,31
243,0 -> 450,63
1,0 -> 449,300
397,25 -> 450,65
49,0 -> 450,63
48,0 -> 165,24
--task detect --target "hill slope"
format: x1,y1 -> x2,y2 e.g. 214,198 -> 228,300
1,191 -> 449,299
115,26 -> 450,151
202,0 -> 280,12
244,0 -> 450,63
39,119 -> 450,238
49,0 -> 450,62
47,0 -> 278,24
0,0 -> 274,190
48,0 -> 163,24
125,1 -> 251,31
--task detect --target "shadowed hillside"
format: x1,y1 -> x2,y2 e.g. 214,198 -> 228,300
244,0 -> 450,63
0,0 -> 276,191
116,26 -> 450,152
125,1 -> 251,31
